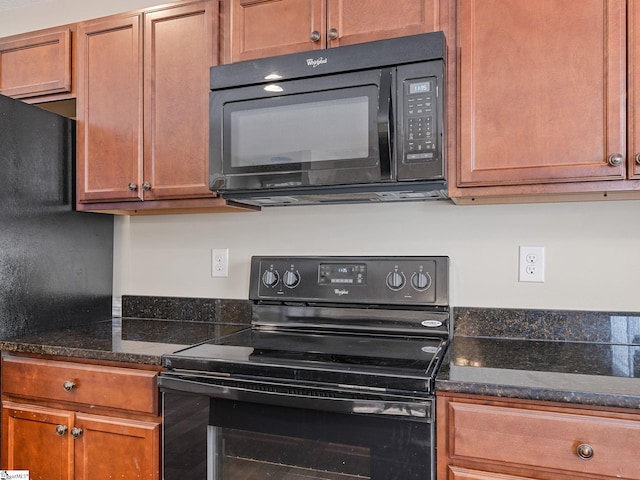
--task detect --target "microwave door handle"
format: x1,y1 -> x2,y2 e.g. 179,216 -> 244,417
377,69 -> 393,179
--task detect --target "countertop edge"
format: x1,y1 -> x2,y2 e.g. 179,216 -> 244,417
0,340 -> 163,366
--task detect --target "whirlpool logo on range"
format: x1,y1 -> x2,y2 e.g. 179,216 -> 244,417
334,288 -> 349,296
306,57 -> 328,68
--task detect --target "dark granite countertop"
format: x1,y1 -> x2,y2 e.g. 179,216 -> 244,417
0,296 -> 252,366
436,308 -> 640,410
0,317 -> 249,366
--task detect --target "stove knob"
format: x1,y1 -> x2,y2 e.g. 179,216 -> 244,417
386,271 -> 405,291
262,270 -> 279,288
283,270 -> 300,288
411,272 -> 432,291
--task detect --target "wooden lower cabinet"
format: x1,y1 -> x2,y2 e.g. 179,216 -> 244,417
448,466 -> 537,480
437,393 -> 640,480
1,354 -> 161,480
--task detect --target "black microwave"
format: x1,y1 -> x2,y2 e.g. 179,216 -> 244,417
209,32 -> 446,207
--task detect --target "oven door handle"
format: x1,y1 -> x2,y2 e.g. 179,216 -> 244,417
158,374 -> 432,421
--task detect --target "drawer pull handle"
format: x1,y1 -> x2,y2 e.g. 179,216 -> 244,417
71,427 -> 83,439
636,153 -> 640,165
55,425 -> 68,436
576,443 -> 594,459
63,381 -> 76,392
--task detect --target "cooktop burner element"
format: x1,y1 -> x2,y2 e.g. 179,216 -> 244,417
162,256 -> 450,396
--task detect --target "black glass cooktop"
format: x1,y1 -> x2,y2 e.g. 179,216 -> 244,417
163,328 -> 447,393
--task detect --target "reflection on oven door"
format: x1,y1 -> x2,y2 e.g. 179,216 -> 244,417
210,427 -> 370,479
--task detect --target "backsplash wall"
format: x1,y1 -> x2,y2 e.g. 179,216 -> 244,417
3,1 -> 639,315
113,199 -> 640,312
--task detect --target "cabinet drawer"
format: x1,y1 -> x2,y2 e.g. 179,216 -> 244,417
448,401 -> 640,479
2,356 -> 158,415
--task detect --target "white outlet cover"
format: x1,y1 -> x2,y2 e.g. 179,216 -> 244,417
211,248 -> 229,278
519,246 -> 545,283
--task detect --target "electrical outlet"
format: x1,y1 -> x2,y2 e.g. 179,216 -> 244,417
211,248 -> 228,278
519,246 -> 545,283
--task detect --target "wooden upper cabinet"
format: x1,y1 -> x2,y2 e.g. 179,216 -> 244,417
76,0 -> 219,207
143,1 -> 217,200
225,0 -> 325,62
629,0 -> 640,179
326,0 -> 442,47
224,0 -> 444,63
0,28 -> 73,100
455,0 -> 626,190
76,14 -> 144,204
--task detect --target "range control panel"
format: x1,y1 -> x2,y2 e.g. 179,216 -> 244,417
249,256 -> 449,307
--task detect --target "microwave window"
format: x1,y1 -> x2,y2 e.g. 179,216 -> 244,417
230,96 -> 370,168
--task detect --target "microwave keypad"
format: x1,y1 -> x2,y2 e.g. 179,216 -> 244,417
405,78 -> 436,163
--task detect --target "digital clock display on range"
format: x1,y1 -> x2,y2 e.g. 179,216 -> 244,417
318,263 -> 366,285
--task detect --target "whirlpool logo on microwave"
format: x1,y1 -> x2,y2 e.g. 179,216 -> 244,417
334,288 -> 349,296
306,57 -> 328,68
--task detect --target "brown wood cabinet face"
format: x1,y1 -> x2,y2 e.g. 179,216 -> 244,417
326,0 -> 441,47
629,0 -> 640,179
456,0 -> 626,189
438,394 -> 640,480
2,402 -> 75,478
0,28 -> 72,99
225,0 -> 326,62
143,1 -> 217,200
76,15 -> 144,204
74,413 -> 160,480
448,466 -> 537,480
2,355 -> 159,415
224,0 -> 442,63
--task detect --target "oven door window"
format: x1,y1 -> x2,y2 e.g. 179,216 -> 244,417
208,399 -> 432,480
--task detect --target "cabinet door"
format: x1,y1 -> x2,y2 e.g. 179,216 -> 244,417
143,1 -> 217,200
2,402 -> 75,479
629,0 -> 640,179
76,15 -> 144,204
0,28 -> 72,99
74,413 -> 160,480
326,0 -> 442,47
224,0 -> 326,62
456,0 -> 626,188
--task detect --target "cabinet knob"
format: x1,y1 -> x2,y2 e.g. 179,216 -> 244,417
607,153 -> 624,166
128,182 -> 138,191
636,153 -> 640,165
328,28 -> 339,40
142,182 -> 152,191
71,427 -> 83,439
576,443 -> 594,460
55,425 -> 68,436
63,381 -> 76,392
310,30 -> 321,42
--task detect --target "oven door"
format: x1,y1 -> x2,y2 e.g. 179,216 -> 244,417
160,372 -> 434,480
209,68 -> 394,193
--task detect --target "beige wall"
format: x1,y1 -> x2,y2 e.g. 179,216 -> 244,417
114,200 -> 640,312
4,1 -> 640,313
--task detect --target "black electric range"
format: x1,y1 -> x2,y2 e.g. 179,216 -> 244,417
162,256 -> 450,396
159,256 -> 450,480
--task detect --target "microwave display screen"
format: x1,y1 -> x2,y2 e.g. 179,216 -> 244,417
229,94 -> 370,168
409,81 -> 431,94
